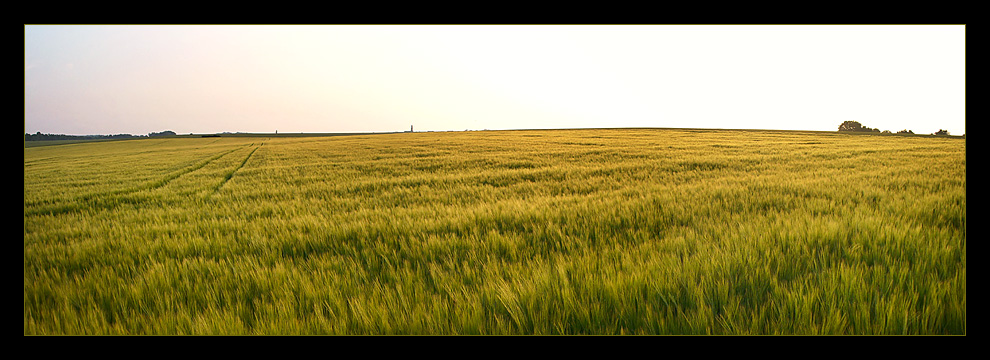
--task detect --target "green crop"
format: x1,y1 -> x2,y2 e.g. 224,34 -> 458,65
24,129 -> 965,335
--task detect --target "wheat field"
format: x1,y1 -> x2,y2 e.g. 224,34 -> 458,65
23,128 -> 966,335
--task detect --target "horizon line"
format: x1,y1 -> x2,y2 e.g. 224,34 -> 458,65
25,125 -> 965,139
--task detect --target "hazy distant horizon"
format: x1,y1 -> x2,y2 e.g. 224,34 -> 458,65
25,25 -> 966,136
22,125 -> 968,138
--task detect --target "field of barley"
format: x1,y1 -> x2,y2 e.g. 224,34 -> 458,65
23,128 -> 966,335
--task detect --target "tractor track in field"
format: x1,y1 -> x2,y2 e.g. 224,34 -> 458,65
142,146 -> 247,193
25,145 -> 250,216
212,144 -> 261,194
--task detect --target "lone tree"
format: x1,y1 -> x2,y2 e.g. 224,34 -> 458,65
934,129 -> 949,136
897,129 -> 914,134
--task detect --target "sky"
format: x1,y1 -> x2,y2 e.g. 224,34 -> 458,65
24,25 -> 966,136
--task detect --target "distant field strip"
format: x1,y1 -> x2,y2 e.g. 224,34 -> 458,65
24,130 -> 965,335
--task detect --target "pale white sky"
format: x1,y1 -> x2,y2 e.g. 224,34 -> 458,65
24,25 -> 966,135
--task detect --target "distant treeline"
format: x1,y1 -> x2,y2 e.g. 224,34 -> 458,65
838,121 -> 955,136
25,130 -> 176,141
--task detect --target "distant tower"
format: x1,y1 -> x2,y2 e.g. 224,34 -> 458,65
410,125 -> 414,133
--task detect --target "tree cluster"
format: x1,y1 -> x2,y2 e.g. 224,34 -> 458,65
25,131 -> 177,141
837,121 -> 949,136
838,121 -> 880,133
